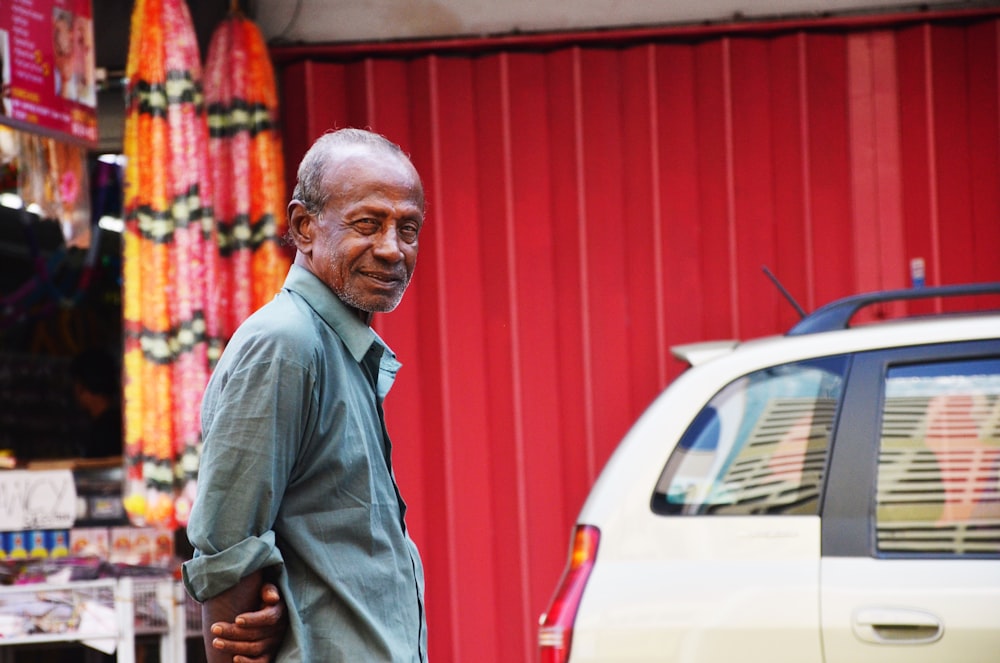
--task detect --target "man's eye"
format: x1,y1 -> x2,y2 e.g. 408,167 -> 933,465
399,225 -> 420,242
354,219 -> 379,233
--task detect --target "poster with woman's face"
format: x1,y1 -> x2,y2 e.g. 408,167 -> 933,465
52,9 -> 74,99
52,7 -> 95,108
72,14 -> 96,107
0,0 -> 97,146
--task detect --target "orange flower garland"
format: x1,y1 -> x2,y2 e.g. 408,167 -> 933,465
122,0 -> 217,528
122,1 -> 287,530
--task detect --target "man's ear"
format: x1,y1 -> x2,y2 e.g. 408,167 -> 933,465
287,200 -> 314,253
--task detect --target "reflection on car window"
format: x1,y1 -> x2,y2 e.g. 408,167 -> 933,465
877,357 -> 1000,556
652,356 -> 847,515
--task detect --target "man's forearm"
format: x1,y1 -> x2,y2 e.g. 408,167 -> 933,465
201,569 -> 265,662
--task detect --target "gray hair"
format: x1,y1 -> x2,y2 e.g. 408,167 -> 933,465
292,128 -> 416,215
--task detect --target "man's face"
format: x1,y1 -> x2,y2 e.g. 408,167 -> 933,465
304,147 -> 424,319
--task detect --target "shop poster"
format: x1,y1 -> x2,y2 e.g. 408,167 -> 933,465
1,0 -> 97,147
0,470 -> 76,531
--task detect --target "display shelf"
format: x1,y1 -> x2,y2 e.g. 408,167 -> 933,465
0,576 -> 186,663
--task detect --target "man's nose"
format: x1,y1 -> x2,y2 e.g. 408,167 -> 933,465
373,226 -> 404,261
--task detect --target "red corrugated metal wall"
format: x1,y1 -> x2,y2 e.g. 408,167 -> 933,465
273,10 -> 1000,663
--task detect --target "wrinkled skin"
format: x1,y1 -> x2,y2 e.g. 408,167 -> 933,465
207,581 -> 287,663
288,142 -> 424,325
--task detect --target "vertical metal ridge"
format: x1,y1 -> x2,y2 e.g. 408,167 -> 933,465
847,31 -> 877,297
848,29 -> 906,305
645,44 -> 669,386
364,58 -> 377,126
425,54 -> 464,663
721,37 -> 741,339
496,52 -> 535,663
798,32 -> 817,312
571,46 -> 599,483
923,24 -> 943,308
303,60 -> 322,142
872,30 -> 905,300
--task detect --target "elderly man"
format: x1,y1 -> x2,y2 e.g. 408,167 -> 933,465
184,128 -> 428,662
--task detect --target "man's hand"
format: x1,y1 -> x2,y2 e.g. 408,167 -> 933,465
208,582 -> 287,663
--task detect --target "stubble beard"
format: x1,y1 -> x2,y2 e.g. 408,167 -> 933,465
335,272 -> 412,315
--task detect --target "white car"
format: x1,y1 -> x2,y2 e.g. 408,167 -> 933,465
539,283 -> 1000,663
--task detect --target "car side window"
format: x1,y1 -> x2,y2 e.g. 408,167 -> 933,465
652,356 -> 847,515
876,357 -> 1000,556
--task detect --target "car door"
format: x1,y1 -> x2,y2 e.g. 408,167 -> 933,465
820,339 -> 1000,663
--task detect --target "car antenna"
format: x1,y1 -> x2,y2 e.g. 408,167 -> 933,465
762,266 -> 807,319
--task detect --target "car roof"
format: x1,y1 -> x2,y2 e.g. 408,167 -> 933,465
785,281 -> 1000,336
674,282 -> 1000,367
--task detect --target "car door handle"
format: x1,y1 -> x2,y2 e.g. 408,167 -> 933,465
852,608 -> 943,645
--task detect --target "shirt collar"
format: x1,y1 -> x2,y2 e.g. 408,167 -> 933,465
282,264 -> 397,368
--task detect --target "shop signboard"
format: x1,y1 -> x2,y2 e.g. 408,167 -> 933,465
0,470 -> 77,531
1,0 -> 97,146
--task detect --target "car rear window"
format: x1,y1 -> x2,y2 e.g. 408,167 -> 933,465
652,356 -> 848,516
876,357 -> 1000,556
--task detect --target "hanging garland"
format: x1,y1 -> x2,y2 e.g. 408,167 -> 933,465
122,0 -> 218,529
120,0 -> 289,530
205,5 -> 290,344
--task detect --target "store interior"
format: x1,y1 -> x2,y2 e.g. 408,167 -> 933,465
1,2 -> 273,661
1,2 -> 241,455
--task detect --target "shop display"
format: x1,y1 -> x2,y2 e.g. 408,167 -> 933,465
0,577 -> 119,644
0,559 -> 187,661
16,132 -> 90,247
0,353 -> 88,461
0,465 -> 190,659
1,0 -> 289,659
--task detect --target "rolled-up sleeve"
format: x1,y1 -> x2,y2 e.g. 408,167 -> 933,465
183,531 -> 284,601
183,340 -> 313,602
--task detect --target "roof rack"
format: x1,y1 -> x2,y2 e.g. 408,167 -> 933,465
787,282 -> 1000,336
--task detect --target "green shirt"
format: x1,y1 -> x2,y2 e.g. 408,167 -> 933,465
183,264 -> 427,662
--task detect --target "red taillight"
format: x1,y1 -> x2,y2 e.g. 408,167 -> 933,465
538,525 -> 600,663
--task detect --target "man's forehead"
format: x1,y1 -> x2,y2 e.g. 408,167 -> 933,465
326,140 -> 407,165
322,145 -> 424,204
323,143 -> 413,176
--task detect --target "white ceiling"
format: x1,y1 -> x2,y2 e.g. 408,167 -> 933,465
249,0 -> 982,45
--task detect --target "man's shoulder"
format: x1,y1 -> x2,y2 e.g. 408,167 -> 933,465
223,293 -> 321,359
219,291 -> 351,370
240,290 -> 316,334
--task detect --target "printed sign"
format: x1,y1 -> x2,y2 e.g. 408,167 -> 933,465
1,0 -> 97,146
0,470 -> 77,530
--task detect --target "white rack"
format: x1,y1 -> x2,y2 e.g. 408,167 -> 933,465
0,577 -> 187,663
